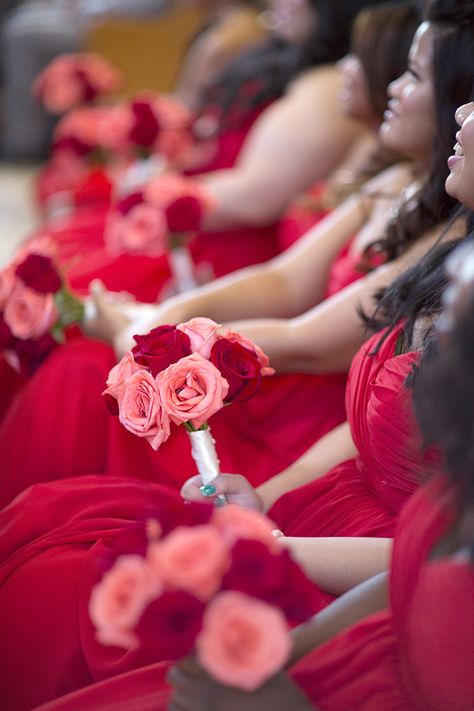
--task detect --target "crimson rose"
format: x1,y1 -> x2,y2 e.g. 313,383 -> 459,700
12,332 -> 57,376
115,191 -> 144,216
165,195 -> 204,233
132,325 -> 192,377
0,315 -> 13,348
210,338 -> 261,403
129,100 -> 160,148
15,254 -> 62,294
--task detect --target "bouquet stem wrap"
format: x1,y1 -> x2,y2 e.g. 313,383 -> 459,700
169,245 -> 197,293
187,427 -> 227,505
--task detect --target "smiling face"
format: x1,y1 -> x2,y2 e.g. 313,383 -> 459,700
379,22 -> 436,166
445,102 -> 474,209
338,53 -> 377,126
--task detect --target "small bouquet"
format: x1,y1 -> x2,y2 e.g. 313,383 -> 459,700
105,175 -> 215,293
90,501 -> 316,690
33,53 -> 122,115
0,243 -> 84,375
103,317 -> 274,489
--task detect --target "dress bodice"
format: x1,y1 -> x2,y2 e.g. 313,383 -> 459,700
346,327 -> 443,513
324,239 -> 364,297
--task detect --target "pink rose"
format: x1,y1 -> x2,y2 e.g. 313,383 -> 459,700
89,554 -> 159,649
147,525 -> 229,600
219,328 -> 275,376
212,505 -> 278,550
117,369 -> 171,450
0,268 -> 15,309
4,283 -> 58,340
197,591 -> 291,690
177,317 -> 220,359
105,203 -> 167,257
42,78 -> 84,115
80,53 -> 122,94
103,351 -> 145,401
157,352 -> 228,428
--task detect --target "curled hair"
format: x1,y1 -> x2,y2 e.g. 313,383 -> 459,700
366,4 -> 474,262
200,0 -> 391,130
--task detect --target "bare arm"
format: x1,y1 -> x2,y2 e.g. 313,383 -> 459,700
198,66 -> 363,228
281,537 -> 392,596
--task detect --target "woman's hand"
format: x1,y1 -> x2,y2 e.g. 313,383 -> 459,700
167,658 -> 315,711
180,474 -> 264,511
82,280 -> 134,344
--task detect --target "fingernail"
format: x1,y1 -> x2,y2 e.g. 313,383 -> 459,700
199,484 -> 217,497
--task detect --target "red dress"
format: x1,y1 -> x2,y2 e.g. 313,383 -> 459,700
0,239 -> 361,507
269,325 -> 443,539
3,479 -> 472,711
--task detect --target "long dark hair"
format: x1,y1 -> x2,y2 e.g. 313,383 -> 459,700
366,0 -> 474,262
412,242 -> 474,558
200,0 -> 392,129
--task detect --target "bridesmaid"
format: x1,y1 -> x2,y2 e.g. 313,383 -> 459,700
1,2 -> 472,505
14,99 -> 474,711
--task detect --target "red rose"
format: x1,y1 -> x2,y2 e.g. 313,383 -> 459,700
115,191 -> 144,216
15,254 -> 62,294
74,67 -> 98,102
129,100 -> 160,148
132,325 -> 192,377
222,540 -> 316,624
12,332 -> 57,376
136,590 -> 205,660
0,315 -> 13,348
210,339 -> 261,403
165,195 -> 203,233
53,135 -> 93,157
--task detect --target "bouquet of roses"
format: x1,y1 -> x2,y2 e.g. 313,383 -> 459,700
105,174 -> 215,292
103,317 -> 274,488
33,53 -> 122,115
90,500 -> 316,690
0,243 -> 84,375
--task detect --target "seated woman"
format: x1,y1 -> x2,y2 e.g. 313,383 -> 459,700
0,2 -> 470,505
8,96 -> 474,711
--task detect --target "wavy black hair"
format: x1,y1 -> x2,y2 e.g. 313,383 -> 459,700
200,0 -> 394,129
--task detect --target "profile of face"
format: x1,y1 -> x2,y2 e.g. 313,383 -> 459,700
266,0 -> 318,46
379,21 -> 436,166
445,102 -> 474,210
338,53 -> 376,125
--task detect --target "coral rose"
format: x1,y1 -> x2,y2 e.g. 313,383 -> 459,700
147,525 -> 230,600
4,283 -> 58,340
89,554 -> 159,649
212,505 -> 278,549
176,317 -> 220,359
0,267 -> 15,309
103,351 -> 144,406
132,324 -> 192,377
117,369 -> 170,450
105,203 -> 167,257
219,327 -> 275,376
197,591 -> 291,690
210,338 -> 261,402
157,352 -> 228,428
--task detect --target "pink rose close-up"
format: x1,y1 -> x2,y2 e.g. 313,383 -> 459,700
147,524 -> 230,600
3,283 -> 58,340
0,267 -> 16,309
105,203 -> 167,257
89,554 -> 160,649
117,369 -> 170,450
212,505 -> 279,550
197,591 -> 291,690
103,351 -> 144,402
176,317 -> 220,359
157,352 -> 229,428
219,327 -> 275,376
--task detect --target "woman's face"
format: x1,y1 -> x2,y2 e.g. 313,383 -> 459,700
266,0 -> 319,46
338,53 -> 377,126
379,22 -> 435,165
445,102 -> 474,209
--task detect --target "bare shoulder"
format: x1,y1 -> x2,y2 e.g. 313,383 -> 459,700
288,65 -> 341,101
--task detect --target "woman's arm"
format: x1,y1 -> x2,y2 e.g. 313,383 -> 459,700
199,66 -> 363,228
281,537 -> 392,596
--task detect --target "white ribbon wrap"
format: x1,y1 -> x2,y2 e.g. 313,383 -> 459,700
169,246 -> 197,294
187,428 -> 220,485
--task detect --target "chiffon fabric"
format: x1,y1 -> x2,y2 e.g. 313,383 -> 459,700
0,237 -> 362,508
268,325 -> 443,539
0,475 -> 331,711
5,479 -> 472,711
